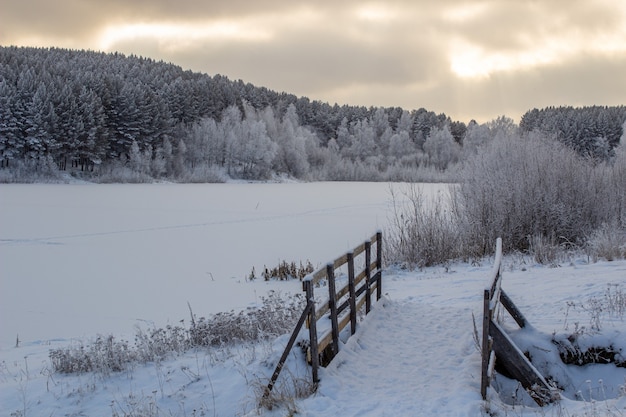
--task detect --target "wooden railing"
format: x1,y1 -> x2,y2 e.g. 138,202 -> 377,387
265,231 -> 382,395
480,238 -> 559,406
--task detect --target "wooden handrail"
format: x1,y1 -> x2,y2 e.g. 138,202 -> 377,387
267,231 -> 383,394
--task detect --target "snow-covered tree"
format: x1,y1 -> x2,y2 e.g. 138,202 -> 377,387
423,125 -> 460,170
462,121 -> 491,157
272,104 -> 310,178
388,131 -> 416,162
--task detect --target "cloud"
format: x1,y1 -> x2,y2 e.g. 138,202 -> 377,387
1,0 -> 625,122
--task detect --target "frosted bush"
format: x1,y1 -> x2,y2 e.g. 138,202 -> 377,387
387,131 -> 626,265
452,133 -> 625,256
586,223 -> 626,261
385,184 -> 460,267
49,292 -> 305,374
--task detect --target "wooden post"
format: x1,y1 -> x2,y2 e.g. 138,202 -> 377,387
376,231 -> 382,300
303,279 -> 319,383
365,240 -> 372,313
347,252 -> 357,335
480,288 -> 491,400
327,263 -> 340,359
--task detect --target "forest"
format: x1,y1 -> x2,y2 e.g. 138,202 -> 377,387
0,46 -> 625,183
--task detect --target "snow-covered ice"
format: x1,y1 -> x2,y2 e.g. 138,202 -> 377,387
1,183 -> 624,416
1,182 -> 445,347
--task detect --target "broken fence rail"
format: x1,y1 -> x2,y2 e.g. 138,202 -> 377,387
480,237 -> 559,406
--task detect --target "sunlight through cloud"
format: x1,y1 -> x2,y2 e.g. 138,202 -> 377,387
98,21 -> 272,51
355,4 -> 398,22
443,3 -> 488,22
449,25 -> 626,79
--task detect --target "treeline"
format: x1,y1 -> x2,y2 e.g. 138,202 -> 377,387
0,46 -> 624,182
520,106 -> 626,159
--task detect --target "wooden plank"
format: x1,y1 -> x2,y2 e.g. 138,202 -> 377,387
353,242 -> 366,257
317,310 -> 353,358
337,298 -> 350,316
336,280 -> 351,300
315,301 -> 330,321
333,253 -> 349,270
265,300 -> 313,395
305,268 -> 328,286
500,290 -> 527,328
355,269 -> 366,284
338,310 -> 351,333
355,291 -> 367,311
489,320 -> 557,406
317,331 -> 332,358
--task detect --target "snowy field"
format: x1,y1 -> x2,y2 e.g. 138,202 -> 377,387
1,183 -> 624,417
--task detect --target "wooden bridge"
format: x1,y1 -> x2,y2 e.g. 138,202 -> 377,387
265,234 -> 560,407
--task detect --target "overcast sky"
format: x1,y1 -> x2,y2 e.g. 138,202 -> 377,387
2,0 -> 625,123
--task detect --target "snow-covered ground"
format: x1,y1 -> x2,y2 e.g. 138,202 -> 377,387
1,183 -> 624,416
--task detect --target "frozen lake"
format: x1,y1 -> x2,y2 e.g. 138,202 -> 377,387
0,182 -> 447,346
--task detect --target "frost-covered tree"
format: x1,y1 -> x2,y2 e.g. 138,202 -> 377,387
238,118 -> 277,179
272,104 -> 310,178
462,121 -> 491,157
1,46 -> 473,181
348,119 -> 378,162
423,125 -> 460,170
388,131 -> 416,162
487,115 -> 517,141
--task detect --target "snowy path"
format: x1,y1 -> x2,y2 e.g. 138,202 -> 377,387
297,272 -> 486,416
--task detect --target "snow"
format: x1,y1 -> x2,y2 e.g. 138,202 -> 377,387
2,182 -> 442,347
1,183 -> 625,416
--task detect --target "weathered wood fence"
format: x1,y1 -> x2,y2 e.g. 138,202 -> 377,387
480,237 -> 559,406
266,231 -> 383,395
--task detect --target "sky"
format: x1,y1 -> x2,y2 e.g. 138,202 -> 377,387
2,0 -> 626,123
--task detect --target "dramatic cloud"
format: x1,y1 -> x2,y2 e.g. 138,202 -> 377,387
1,0 -> 625,122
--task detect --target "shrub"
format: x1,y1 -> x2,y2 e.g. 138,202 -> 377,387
49,335 -> 135,375
387,132 -> 626,265
528,234 -> 562,266
453,133 -> 601,255
49,291 -> 305,374
0,156 -> 64,183
384,184 -> 460,267
586,222 -> 626,261
256,260 -> 315,281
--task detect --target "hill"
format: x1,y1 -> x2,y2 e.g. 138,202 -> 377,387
1,46 -> 624,183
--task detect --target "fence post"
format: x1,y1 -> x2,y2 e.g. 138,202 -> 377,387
347,252 -> 357,335
481,288 -> 491,400
303,279 -> 319,384
365,240 -> 372,314
376,231 -> 382,300
327,263 -> 340,359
